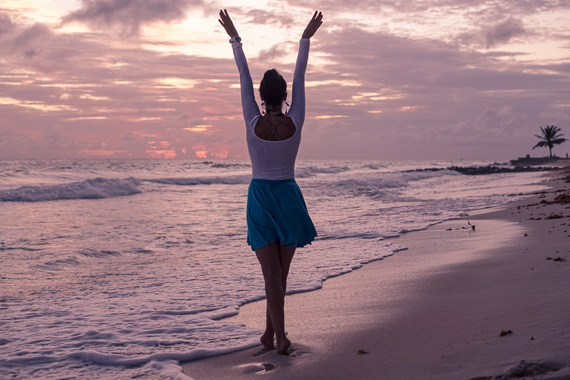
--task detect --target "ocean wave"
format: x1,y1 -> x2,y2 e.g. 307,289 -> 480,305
327,169 -> 456,199
296,165 -> 351,178
361,163 -> 388,170
146,175 -> 251,186
0,177 -> 142,202
31,256 -> 84,270
191,160 -> 250,168
77,249 -> 123,258
210,162 -> 251,169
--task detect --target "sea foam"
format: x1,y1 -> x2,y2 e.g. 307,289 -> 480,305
0,177 -> 141,202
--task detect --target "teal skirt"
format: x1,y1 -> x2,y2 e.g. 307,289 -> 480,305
247,179 -> 317,251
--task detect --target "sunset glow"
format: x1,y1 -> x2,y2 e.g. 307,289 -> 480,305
1,1 -> 570,159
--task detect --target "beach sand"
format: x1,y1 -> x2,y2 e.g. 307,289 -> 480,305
183,168 -> 570,380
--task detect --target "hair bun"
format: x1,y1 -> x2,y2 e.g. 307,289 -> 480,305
259,69 -> 287,107
263,69 -> 280,83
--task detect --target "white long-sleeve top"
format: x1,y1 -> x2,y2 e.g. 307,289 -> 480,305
232,39 -> 310,180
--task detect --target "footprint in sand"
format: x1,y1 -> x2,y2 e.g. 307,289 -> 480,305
236,362 -> 275,375
256,363 -> 275,374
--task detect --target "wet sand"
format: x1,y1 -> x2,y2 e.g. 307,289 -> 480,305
183,168 -> 570,380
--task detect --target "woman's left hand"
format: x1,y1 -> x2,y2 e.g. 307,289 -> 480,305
218,9 -> 239,38
302,11 -> 323,39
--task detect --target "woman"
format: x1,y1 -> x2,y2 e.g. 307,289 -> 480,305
218,9 -> 322,355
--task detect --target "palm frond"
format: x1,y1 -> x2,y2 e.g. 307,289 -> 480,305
532,141 -> 548,149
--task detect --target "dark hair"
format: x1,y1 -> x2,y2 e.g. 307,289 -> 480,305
259,69 -> 286,109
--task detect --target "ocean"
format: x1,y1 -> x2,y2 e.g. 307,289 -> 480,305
0,159 -> 549,379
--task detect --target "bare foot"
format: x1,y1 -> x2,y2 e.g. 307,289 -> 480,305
276,335 -> 291,355
260,332 -> 275,351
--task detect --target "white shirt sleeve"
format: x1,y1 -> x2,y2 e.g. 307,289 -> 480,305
287,38 -> 310,130
232,42 -> 261,129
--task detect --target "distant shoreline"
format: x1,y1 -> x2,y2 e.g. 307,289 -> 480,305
403,159 -> 566,175
510,156 -> 570,166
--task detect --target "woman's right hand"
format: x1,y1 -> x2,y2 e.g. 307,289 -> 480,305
302,11 -> 323,39
218,9 -> 239,38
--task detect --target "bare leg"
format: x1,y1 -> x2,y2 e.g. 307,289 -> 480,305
255,242 -> 296,354
262,242 -> 295,347
276,243 -> 295,354
260,306 -> 274,350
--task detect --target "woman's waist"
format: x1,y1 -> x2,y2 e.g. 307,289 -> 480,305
250,178 -> 296,184
249,160 -> 296,181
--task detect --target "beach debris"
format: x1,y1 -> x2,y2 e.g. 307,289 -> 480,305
473,360 -> 563,379
500,329 -> 513,337
357,348 -> 369,354
554,193 -> 570,204
524,233 -> 528,237
546,256 -> 567,262
546,213 -> 564,219
446,221 -> 476,231
535,193 -> 570,206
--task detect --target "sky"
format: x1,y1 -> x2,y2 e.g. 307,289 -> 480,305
1,0 -> 570,160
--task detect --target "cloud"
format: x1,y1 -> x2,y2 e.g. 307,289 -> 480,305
0,18 -> 248,159
285,0 -> 570,14
0,12 -> 15,36
62,0 -> 208,36
483,17 -> 525,48
12,23 -> 53,57
293,26 -> 570,158
0,13 -> 55,60
257,43 -> 289,62
241,9 -> 295,27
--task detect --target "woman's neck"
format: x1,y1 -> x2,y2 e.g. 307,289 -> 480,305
265,104 -> 283,116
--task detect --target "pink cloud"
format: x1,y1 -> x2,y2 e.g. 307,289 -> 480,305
0,12 -> 15,35
1,2 -> 570,160
62,0 -> 209,36
483,18 -> 525,48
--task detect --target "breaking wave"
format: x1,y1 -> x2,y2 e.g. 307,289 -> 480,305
0,177 -> 142,202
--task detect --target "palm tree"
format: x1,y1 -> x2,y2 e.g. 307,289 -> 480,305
532,125 -> 568,158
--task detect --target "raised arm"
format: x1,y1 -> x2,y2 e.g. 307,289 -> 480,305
219,9 -> 261,127
288,11 -> 323,127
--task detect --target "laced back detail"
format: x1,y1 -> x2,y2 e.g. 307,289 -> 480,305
254,115 -> 296,141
